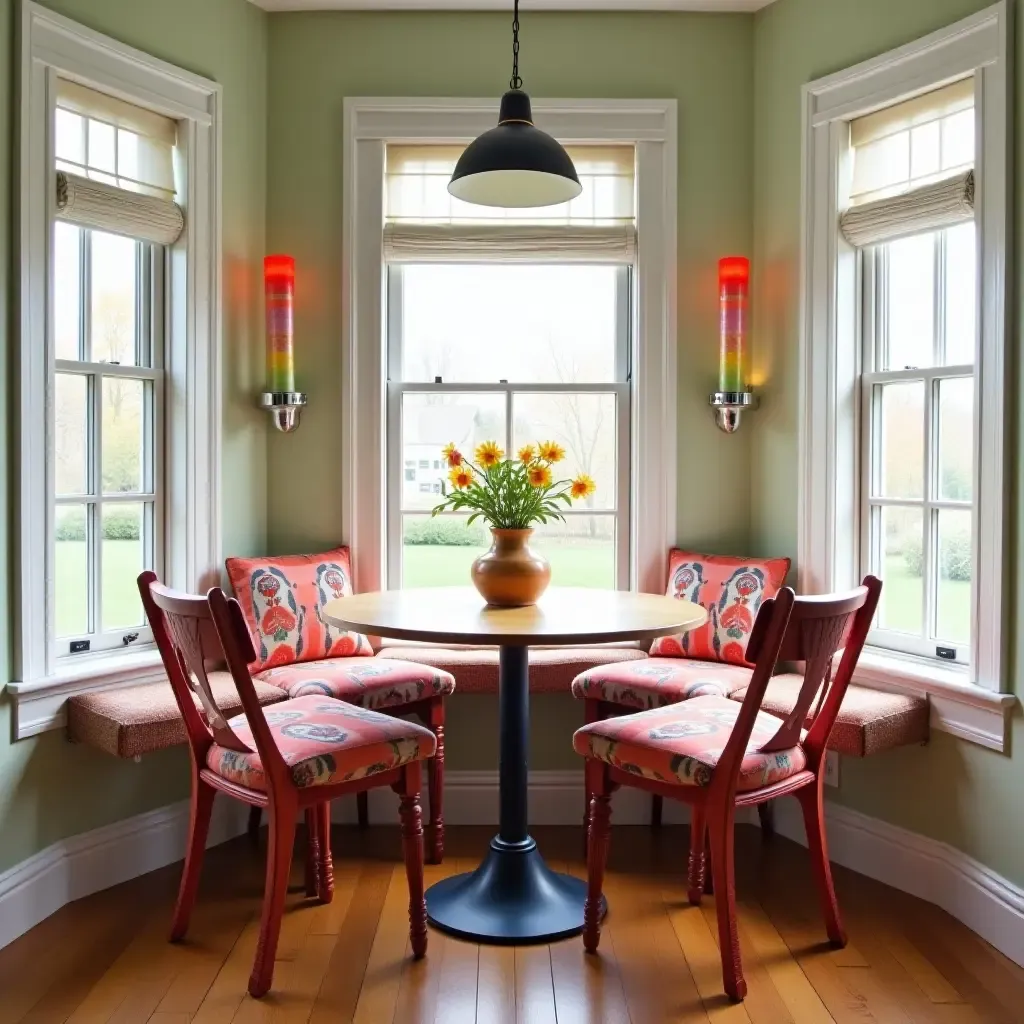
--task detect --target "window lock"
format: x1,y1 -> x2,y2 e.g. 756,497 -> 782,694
123,632 -> 140,646
70,640 -> 90,654
936,646 -> 957,661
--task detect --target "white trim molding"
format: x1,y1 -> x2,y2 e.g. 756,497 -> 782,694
10,3 -> 222,737
249,1 -> 774,11
771,797 -> 1024,969
342,97 -> 678,596
798,3 -> 1012,742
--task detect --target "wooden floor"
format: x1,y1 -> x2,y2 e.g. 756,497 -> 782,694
3,823 -> 1024,1023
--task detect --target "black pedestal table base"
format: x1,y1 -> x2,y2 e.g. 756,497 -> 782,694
425,644 -> 603,943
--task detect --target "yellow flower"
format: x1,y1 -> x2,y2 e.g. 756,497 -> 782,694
517,444 -> 536,465
448,465 -> 473,490
475,441 -> 505,469
528,465 -> 553,488
538,440 -> 565,463
570,474 -> 597,499
443,442 -> 463,468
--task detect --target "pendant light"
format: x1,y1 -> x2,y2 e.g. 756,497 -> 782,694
448,0 -> 582,209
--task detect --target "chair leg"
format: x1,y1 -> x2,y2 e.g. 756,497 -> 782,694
249,796 -> 297,999
357,790 -> 369,828
316,801 -> 334,904
427,701 -> 445,865
304,808 -> 320,898
395,762 -> 428,959
708,803 -> 746,1002
797,781 -> 847,947
247,806 -> 262,844
170,778 -> 216,942
687,803 -> 707,905
651,795 -> 663,828
583,761 -> 612,954
582,701 -> 602,856
757,799 -> 776,839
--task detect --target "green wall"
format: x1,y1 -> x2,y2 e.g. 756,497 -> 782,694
0,0 -> 269,874
751,0 -> 1024,886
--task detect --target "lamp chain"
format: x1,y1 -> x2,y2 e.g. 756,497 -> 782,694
510,0 -> 522,91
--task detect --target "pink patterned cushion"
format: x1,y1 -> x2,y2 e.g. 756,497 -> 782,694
225,547 -> 373,671
649,549 -> 791,665
205,695 -> 436,791
573,695 -> 806,791
256,658 -> 455,709
571,658 -> 753,709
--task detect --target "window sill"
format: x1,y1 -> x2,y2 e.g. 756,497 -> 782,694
854,648 -> 1016,753
6,649 -> 167,740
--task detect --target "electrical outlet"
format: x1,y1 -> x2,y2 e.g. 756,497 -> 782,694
824,750 -> 840,788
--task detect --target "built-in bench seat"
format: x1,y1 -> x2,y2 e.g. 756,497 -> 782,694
68,672 -> 288,759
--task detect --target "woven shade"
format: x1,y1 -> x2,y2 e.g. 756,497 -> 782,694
840,170 -> 974,247
383,223 -> 636,263
56,171 -> 184,245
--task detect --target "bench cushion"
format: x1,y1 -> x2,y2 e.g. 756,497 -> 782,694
255,657 -> 455,709
206,696 -> 436,791
573,695 -> 807,791
571,657 -> 753,709
729,673 -> 929,757
67,672 -> 288,759
375,645 -> 648,694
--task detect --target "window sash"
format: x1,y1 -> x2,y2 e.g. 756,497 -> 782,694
51,235 -> 165,659
384,263 -> 632,590
859,243 -> 976,665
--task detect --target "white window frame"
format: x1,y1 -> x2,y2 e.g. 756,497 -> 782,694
8,3 -> 222,739
343,98 -> 677,597
799,2 -> 1015,751
385,264 -> 632,590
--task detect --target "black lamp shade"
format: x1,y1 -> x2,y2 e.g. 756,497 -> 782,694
448,90 -> 582,209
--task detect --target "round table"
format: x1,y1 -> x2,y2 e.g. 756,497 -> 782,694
322,586 -> 706,945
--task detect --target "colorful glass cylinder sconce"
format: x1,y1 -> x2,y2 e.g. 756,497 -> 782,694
709,256 -> 757,433
260,254 -> 307,432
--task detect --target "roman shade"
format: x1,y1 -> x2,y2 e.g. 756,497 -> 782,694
384,143 -> 636,263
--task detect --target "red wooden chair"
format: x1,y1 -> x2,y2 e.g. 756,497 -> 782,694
574,576 -> 881,1001
139,572 -> 435,998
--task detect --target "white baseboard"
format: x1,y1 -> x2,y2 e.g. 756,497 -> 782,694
4,773 -> 1021,972
769,797 -> 1024,968
0,798 -> 250,951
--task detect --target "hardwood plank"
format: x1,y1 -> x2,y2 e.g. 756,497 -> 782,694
192,919 -> 262,1024
513,946 -> 555,1024
476,947 -> 516,1024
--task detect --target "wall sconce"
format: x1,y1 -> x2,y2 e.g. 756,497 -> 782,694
709,256 -> 757,433
260,254 -> 307,433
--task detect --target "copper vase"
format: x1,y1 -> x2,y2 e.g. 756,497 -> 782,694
471,528 -> 551,607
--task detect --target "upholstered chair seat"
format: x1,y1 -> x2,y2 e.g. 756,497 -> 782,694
571,658 -> 753,710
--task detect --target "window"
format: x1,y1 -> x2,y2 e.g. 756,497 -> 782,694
854,86 -> 976,665
11,5 -> 221,737
799,4 -> 1010,746
383,144 -> 634,590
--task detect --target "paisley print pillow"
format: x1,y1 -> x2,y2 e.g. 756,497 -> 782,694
226,547 -> 373,671
650,549 -> 790,666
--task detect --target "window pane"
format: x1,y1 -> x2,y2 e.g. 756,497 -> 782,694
55,373 -> 89,496
852,132 -> 909,200
944,222 -> 976,365
396,265 -> 620,383
941,108 -> 974,170
937,377 -> 973,502
55,108 -> 85,165
101,502 -> 146,629
55,505 -> 89,638
54,223 -> 82,360
401,514 -> 487,588
936,509 -> 971,645
102,377 -> 146,494
87,118 -> 116,174
910,122 -> 940,180
885,234 -> 935,370
878,505 -> 924,636
512,393 -> 617,511
877,381 -> 924,499
529,517 -> 616,589
90,232 -> 138,365
401,393 -> 506,510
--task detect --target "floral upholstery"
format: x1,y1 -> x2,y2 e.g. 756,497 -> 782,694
571,658 -> 753,710
573,695 -> 806,792
205,695 -> 436,791
225,548 -> 373,671
256,658 -> 455,710
649,550 -> 791,666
